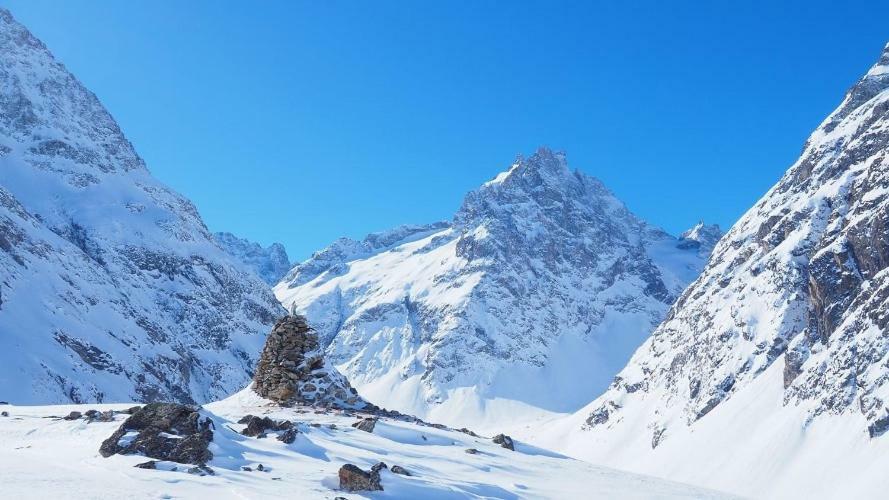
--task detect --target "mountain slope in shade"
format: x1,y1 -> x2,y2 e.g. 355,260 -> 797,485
275,148 -> 715,430
531,42 -> 889,499
0,9 -> 283,404
213,231 -> 291,285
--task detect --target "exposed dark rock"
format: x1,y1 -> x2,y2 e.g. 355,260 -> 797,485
277,427 -> 299,444
465,448 -> 479,454
252,315 -> 368,409
868,411 -> 889,438
99,403 -> 213,465
458,427 -> 478,437
134,461 -> 157,469
0,411 -> 7,417
391,465 -> 411,476
241,466 -> 252,472
492,433 -> 515,451
63,411 -> 82,420
187,465 -> 215,476
239,415 -> 293,438
371,462 -> 388,473
352,417 -> 378,433
84,409 -> 115,423
338,463 -> 383,492
257,464 -> 265,472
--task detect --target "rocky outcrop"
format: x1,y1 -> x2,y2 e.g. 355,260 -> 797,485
99,403 -> 214,465
492,433 -> 515,451
352,417 -> 378,433
237,414 -> 296,440
338,463 -> 383,492
252,315 -> 369,409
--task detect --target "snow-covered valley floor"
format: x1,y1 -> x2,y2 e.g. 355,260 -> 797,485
0,390 -> 738,499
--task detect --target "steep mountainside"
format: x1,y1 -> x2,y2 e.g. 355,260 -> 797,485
214,231 -> 290,285
0,9 -> 282,404
276,148 -> 715,429
536,43 -> 889,499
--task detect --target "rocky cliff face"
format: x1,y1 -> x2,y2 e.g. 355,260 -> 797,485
0,9 -> 283,404
213,231 -> 291,285
539,42 -> 889,500
252,315 -> 368,409
275,148 -> 714,427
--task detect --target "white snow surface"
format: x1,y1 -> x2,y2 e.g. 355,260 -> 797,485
528,42 -> 889,499
0,9 -> 283,404
276,147 -> 713,431
0,396 -> 737,499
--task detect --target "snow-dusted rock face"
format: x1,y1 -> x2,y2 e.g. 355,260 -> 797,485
542,42 -> 889,499
275,147 -> 712,427
0,9 -> 283,404
213,231 -> 291,285
678,221 -> 722,256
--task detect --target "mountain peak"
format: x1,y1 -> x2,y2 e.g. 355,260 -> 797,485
678,221 -> 722,255
483,146 -> 569,187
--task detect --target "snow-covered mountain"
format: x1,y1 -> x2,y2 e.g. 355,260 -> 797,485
677,221 -> 722,256
275,147 -> 716,429
0,8 -> 283,404
213,231 -> 291,285
534,43 -> 889,499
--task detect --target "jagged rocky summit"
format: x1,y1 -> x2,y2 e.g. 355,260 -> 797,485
539,42 -> 889,500
252,315 -> 369,410
213,231 -> 291,285
275,147 -> 719,428
0,9 -> 283,404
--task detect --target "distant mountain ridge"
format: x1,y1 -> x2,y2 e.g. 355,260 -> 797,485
276,147 -> 717,429
213,231 -> 291,285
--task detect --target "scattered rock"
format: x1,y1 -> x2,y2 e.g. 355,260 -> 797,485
257,464 -> 265,472
338,463 -> 383,492
99,403 -> 214,465
277,427 -> 299,444
352,417 -> 378,433
371,462 -> 388,473
240,415 -> 291,438
187,465 -> 215,476
458,427 -> 478,437
63,411 -> 82,421
252,315 -> 370,409
391,465 -> 411,476
492,433 -> 515,451
134,461 -> 158,469
241,466 -> 252,472
328,423 -> 337,430
465,448 -> 479,454
0,411 -> 8,417
85,410 -> 115,423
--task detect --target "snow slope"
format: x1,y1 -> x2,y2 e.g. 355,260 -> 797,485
214,231 -> 291,285
0,396 -> 738,500
0,8 -> 283,404
276,148 -> 716,431
531,42 -> 889,499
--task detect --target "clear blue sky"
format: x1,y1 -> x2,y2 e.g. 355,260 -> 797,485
4,1 -> 888,260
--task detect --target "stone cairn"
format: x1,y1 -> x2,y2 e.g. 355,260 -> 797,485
252,315 -> 368,409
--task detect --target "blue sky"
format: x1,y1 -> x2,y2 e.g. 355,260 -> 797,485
4,1 -> 889,260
